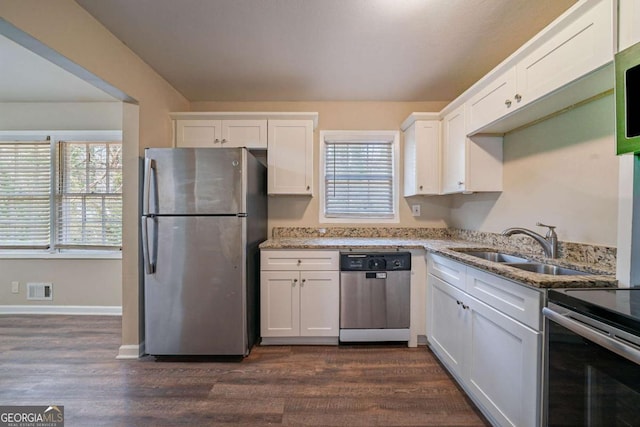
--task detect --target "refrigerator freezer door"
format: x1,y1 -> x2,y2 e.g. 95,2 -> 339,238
144,148 -> 245,215
144,215 -> 247,355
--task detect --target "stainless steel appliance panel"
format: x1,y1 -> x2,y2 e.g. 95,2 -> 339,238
340,270 -> 411,329
544,303 -> 640,426
144,215 -> 246,355
144,148 -> 244,215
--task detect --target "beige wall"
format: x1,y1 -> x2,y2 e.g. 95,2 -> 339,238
0,102 -> 122,130
0,258 -> 121,306
191,101 -> 452,235
0,0 -> 190,349
449,94 -> 618,247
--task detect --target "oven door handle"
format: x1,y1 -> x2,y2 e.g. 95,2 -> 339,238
543,307 -> 640,365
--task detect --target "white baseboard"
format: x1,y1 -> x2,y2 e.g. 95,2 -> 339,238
0,305 -> 122,316
116,344 -> 142,360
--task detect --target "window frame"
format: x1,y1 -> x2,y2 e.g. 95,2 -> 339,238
0,130 -> 122,257
319,130 -> 400,224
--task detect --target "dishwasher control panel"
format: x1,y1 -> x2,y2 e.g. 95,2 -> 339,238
340,252 -> 411,271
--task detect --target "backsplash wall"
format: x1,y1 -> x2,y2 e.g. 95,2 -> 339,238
271,226 -> 617,270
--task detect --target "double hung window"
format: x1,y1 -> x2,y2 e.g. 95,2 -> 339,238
320,130 -> 399,223
0,132 -> 122,251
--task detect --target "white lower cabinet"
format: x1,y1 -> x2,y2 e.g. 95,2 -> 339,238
260,250 -> 339,344
427,253 -> 543,427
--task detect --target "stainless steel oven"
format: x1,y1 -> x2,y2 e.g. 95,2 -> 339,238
339,252 -> 411,342
543,289 -> 640,426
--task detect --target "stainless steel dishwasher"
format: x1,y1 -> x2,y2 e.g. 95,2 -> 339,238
339,252 -> 411,342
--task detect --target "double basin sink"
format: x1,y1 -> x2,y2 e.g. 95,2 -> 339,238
461,250 -> 593,276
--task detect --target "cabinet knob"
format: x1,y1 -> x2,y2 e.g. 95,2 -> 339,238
458,181 -> 464,186
514,94 -> 522,102
297,259 -> 302,265
306,186 -> 310,191
214,138 -> 220,144
221,138 -> 227,144
293,278 -> 298,285
505,99 -> 512,107
419,185 -> 423,190
301,279 -> 306,285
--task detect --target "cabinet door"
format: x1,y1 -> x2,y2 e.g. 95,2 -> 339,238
221,120 -> 267,149
260,271 -> 300,337
466,67 -> 517,134
267,120 -> 314,195
175,120 -> 222,147
441,105 -> 466,194
299,271 -> 339,337
465,297 -> 541,427
427,274 -> 467,379
516,0 -> 613,109
619,0 -> 640,50
403,120 -> 441,196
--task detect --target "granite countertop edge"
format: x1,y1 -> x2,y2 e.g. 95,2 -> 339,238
259,237 -> 618,289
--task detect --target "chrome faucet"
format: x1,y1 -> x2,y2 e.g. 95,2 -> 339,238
502,222 -> 558,258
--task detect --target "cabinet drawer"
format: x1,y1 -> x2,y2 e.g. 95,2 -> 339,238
427,253 -> 466,291
465,266 -> 543,330
261,250 -> 339,271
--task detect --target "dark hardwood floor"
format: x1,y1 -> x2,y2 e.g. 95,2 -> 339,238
0,315 -> 489,426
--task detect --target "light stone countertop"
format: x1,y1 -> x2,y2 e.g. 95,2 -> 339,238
259,237 -> 618,289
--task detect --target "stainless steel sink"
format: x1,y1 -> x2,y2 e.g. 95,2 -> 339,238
504,262 -> 593,276
463,251 -> 530,263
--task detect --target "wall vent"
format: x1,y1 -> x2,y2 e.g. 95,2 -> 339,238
27,283 -> 53,300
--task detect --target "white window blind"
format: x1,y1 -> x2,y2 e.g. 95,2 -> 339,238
324,139 -> 395,218
56,141 -> 123,249
0,141 -> 52,248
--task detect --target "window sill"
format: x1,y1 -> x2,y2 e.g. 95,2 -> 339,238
0,250 -> 122,260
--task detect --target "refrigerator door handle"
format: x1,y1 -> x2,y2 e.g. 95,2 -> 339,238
143,158 -> 156,216
141,216 -> 156,274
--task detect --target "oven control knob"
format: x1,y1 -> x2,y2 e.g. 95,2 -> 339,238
393,259 -> 402,268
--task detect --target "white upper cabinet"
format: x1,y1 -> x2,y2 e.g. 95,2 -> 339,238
221,120 -> 267,148
441,106 -> 503,195
175,119 -> 223,147
403,115 -> 441,196
514,0 -> 613,104
619,0 -> 640,50
441,106 -> 466,194
267,119 -> 314,196
465,0 -> 615,135
175,119 -> 266,148
170,112 -> 318,196
467,68 -> 517,135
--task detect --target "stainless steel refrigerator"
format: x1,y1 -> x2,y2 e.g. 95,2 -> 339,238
141,147 -> 267,356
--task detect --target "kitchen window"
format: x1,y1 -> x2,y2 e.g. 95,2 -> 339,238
320,130 -> 399,223
0,131 -> 122,252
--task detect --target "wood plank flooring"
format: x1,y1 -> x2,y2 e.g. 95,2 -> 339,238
0,315 -> 489,426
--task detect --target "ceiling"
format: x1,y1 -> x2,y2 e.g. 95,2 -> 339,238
0,33 -> 116,102
74,0 -> 576,102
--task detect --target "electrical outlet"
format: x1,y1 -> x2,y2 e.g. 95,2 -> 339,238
411,204 -> 421,217
11,281 -> 19,294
